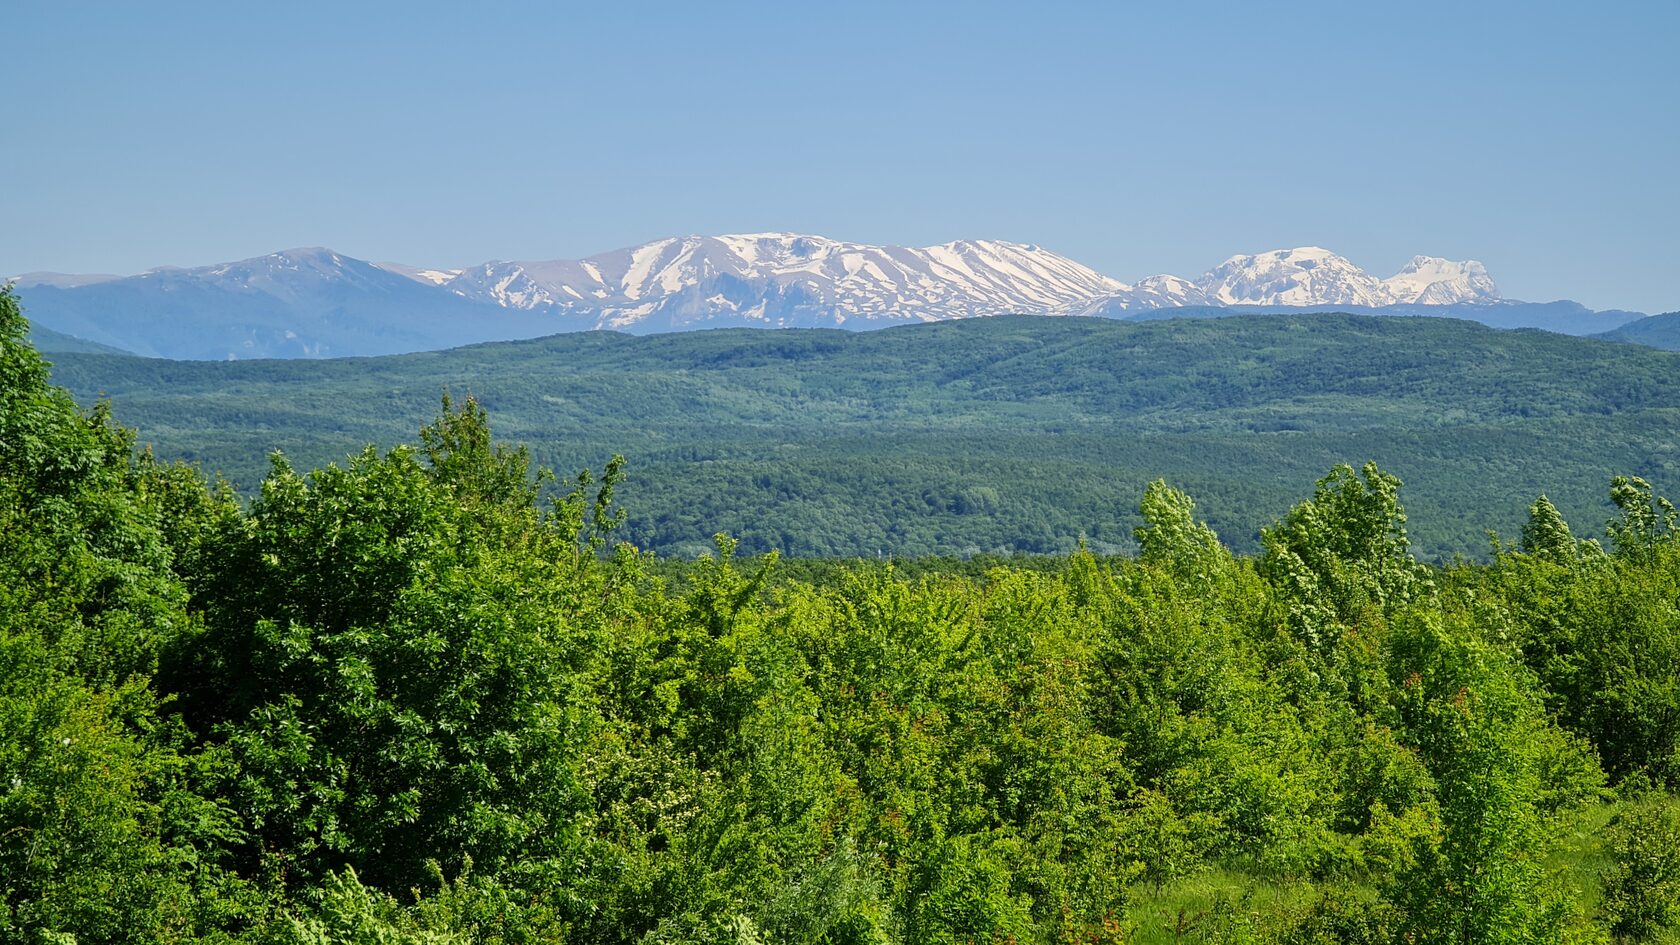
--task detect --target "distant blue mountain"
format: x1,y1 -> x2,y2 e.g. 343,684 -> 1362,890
11,249 -> 577,360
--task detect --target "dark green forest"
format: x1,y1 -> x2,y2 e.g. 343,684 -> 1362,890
6,284 -> 1680,943
44,309 -> 1680,560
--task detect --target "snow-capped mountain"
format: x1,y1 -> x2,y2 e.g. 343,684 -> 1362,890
389,235 -> 1500,330
1201,247 -> 1395,307
428,234 -> 1124,329
1383,256 -> 1499,305
12,235 -> 1638,360
1068,247 -> 1501,316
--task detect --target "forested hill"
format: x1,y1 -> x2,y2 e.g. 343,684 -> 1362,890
45,311 -> 1680,558
1601,311 -> 1680,350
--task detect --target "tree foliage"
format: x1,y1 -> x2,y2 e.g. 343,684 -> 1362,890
1,297 -> 1675,943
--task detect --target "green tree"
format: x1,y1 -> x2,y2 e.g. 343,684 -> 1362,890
1134,479 -> 1229,587
1090,562 -> 1337,873
1501,543 -> 1680,786
1607,476 -> 1679,562
1383,613 -> 1594,944
172,400 -> 633,897
1520,494 -> 1602,565
0,286 -> 256,942
1601,800 -> 1680,942
1262,462 -> 1425,654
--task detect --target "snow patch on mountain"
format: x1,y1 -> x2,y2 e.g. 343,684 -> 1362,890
376,261 -> 464,286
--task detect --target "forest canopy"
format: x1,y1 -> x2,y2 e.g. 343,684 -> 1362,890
4,285 -> 1680,944
44,308 -> 1680,560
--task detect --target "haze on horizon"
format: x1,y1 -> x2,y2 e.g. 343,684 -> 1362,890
3,0 -> 1676,314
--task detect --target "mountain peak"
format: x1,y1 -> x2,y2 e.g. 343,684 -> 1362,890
1201,246 -> 1384,306
1274,245 -> 1338,259
714,231 -> 825,242
1384,255 -> 1498,304
1214,246 -> 1340,266
182,247 -> 364,283
273,246 -> 338,260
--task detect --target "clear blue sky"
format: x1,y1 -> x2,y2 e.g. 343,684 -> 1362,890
4,1 -> 1676,312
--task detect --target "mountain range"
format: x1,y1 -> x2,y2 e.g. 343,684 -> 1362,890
8,235 -> 1654,359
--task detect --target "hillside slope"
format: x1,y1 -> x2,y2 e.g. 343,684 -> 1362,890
1599,311 -> 1680,350
27,323 -> 133,354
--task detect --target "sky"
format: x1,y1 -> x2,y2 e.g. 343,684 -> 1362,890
3,1 -> 1676,313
